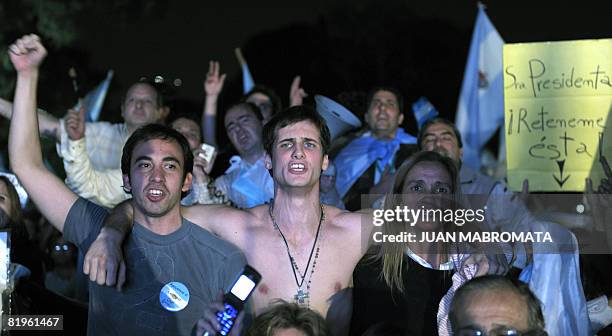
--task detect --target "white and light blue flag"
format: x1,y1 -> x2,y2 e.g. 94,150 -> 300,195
412,96 -> 439,129
455,3 -> 504,169
75,70 -> 114,122
241,62 -> 255,94
235,48 -> 255,94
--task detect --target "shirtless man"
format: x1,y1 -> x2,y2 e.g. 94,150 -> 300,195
86,106 -> 371,335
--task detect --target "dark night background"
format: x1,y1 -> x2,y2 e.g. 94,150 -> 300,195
0,0 -> 610,171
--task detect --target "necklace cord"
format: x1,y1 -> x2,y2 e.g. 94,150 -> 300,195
269,203 -> 324,289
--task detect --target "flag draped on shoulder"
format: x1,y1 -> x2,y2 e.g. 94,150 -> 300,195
455,3 -> 504,169
334,129 -> 417,198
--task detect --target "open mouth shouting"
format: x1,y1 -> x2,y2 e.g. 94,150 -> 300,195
289,162 -> 307,174
146,187 -> 166,202
237,132 -> 250,145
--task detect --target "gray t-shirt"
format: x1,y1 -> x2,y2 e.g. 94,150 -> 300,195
63,198 -> 246,335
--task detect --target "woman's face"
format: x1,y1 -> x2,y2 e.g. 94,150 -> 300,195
400,161 -> 453,232
0,180 -> 15,219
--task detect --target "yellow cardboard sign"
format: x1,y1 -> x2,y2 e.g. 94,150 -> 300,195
503,39 -> 612,191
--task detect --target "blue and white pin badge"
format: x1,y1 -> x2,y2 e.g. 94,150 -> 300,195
160,282 -> 190,312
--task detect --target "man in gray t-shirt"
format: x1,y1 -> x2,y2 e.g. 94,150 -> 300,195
64,198 -> 245,335
8,34 -> 245,335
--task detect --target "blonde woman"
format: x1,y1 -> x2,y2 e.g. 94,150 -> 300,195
351,151 -> 488,336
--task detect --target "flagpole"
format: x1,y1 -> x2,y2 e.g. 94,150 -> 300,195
234,48 -> 246,67
235,48 -> 255,93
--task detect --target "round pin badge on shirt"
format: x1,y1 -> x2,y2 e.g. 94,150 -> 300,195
160,281 -> 190,312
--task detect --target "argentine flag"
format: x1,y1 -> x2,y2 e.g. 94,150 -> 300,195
455,3 -> 504,169
74,70 -> 114,122
235,48 -> 255,94
412,96 -> 439,130
241,62 -> 255,94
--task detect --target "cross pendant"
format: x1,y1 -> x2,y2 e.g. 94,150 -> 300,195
294,289 -> 310,306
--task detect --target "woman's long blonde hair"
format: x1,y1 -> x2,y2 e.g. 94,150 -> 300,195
375,151 -> 461,293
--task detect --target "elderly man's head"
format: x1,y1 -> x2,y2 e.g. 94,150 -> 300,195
450,275 -> 547,336
121,81 -> 168,132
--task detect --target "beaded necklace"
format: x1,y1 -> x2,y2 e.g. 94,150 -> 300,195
268,202 -> 324,307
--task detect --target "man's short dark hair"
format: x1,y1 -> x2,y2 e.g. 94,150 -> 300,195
263,105 -> 331,156
121,124 -> 193,197
365,86 -> 405,115
246,300 -> 330,336
417,117 -> 464,150
449,275 -> 546,333
244,85 -> 282,116
225,101 -> 264,125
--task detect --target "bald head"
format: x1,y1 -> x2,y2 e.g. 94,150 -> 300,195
449,275 -> 546,335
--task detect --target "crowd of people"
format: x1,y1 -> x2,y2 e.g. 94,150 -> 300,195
0,33 -> 611,336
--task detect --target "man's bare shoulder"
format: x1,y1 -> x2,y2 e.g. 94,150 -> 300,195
325,206 -> 373,260
327,206 -> 373,229
182,203 -> 256,227
242,204 -> 271,227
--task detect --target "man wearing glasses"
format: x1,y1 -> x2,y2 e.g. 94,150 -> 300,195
449,275 -> 548,336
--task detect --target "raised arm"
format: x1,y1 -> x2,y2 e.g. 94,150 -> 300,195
202,61 -> 226,147
0,97 -> 12,120
0,97 -> 60,139
289,75 -> 308,107
62,107 -> 128,208
8,34 -> 77,232
586,155 -> 612,251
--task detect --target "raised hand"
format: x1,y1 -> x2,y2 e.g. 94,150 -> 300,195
202,62 -> 224,146
204,61 -> 226,98
65,105 -> 86,140
597,155 -> 612,194
192,146 -> 217,183
289,75 -> 308,107
461,253 -> 490,278
8,34 -> 47,73
511,179 -> 530,204
585,155 -> 612,232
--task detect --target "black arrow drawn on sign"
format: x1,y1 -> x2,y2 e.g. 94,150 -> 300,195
553,159 -> 570,187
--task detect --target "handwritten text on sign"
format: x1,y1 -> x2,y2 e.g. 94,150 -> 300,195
503,39 -> 612,191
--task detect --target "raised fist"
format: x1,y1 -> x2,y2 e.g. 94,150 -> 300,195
8,34 -> 47,73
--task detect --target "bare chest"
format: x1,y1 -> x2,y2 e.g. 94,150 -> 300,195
240,227 -> 359,316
